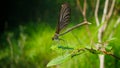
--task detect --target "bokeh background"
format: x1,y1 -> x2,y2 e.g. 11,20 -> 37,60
0,0 -> 120,68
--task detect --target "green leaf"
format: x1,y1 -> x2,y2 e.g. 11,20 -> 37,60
105,45 -> 112,52
47,54 -> 71,67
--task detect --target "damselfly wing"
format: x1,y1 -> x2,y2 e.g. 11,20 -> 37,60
52,3 -> 71,40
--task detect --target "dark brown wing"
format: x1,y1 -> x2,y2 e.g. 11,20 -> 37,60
55,3 -> 71,34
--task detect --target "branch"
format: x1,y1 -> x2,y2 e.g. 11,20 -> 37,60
97,1 -> 109,67
106,0 -> 115,20
83,0 -> 87,21
97,0 -> 115,50
103,0 -> 115,30
76,0 -> 87,21
109,17 -> 120,39
102,51 -> 120,60
113,17 -> 120,29
73,47 -> 120,60
95,0 -> 100,26
101,0 -> 109,23
59,21 -> 91,36
76,0 -> 92,45
76,0 -> 83,13
98,0 -> 109,44
102,0 -> 115,31
108,54 -> 120,60
96,1 -> 116,68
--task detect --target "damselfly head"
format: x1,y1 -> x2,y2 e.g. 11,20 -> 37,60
52,33 -> 59,40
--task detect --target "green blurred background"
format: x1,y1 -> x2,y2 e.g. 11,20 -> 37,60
0,0 -> 120,68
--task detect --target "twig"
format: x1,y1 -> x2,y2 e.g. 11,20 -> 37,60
99,0 -> 116,43
59,21 -> 90,36
83,0 -> 92,43
96,0 -> 115,68
73,47 -> 120,60
98,0 -> 109,45
76,0 -> 87,21
76,0 -> 92,46
101,0 -> 109,23
109,17 -> 120,39
79,0 -> 92,47
95,0 -> 100,26
107,0 -> 115,20
97,1 -> 109,68
102,0 -> 115,36
83,0 -> 87,21
76,0 -> 83,13
102,51 -> 120,60
113,17 -> 120,28
98,0 -> 115,44
108,54 -> 120,60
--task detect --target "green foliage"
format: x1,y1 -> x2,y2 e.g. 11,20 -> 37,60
1,0 -> 120,68
47,54 -> 71,67
0,19 -> 120,68
47,17 -> 120,68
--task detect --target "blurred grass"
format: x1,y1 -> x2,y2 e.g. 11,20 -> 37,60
0,19 -> 120,68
